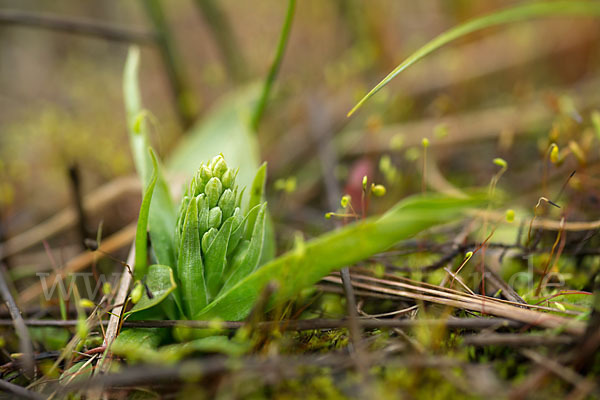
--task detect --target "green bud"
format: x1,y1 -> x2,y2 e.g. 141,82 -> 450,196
197,194 -> 209,234
200,165 -> 212,183
208,207 -> 222,229
212,157 -> 228,179
202,228 -> 218,253
221,169 -> 235,188
76,316 -> 88,340
218,189 -> 236,220
205,177 -> 223,208
131,282 -> 144,304
102,282 -> 112,296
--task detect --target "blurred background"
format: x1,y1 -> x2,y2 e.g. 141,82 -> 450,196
1,0 -> 600,284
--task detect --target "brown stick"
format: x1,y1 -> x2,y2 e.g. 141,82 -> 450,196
0,262 -> 34,377
323,275 -> 585,335
97,244 -> 135,373
464,333 -> 575,347
0,317 -> 523,331
0,9 -> 156,44
19,223 -> 136,304
1,176 -> 139,258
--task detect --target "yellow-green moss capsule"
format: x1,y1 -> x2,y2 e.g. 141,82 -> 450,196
422,138 -> 430,148
505,209 -> 515,223
102,282 -> 112,296
371,184 -> 386,197
341,195 -> 351,208
79,299 -> 95,309
493,158 -> 507,169
362,175 -> 368,190
550,144 -> 559,164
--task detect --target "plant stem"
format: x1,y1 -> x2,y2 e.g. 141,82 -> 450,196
251,0 -> 296,132
193,0 -> 247,83
143,0 -> 198,129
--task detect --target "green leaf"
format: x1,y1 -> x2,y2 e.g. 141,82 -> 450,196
111,327 -> 167,363
166,84 -> 262,206
134,149 -> 159,280
157,336 -> 249,361
205,218 -> 234,299
124,47 -> 176,269
245,162 -> 266,236
196,194 -> 483,321
177,198 -> 208,318
127,264 -> 177,316
348,1 -> 600,116
221,203 -> 267,293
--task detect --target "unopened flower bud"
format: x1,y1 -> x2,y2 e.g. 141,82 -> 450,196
205,177 -> 223,208
212,157 -> 228,179
208,207 -> 222,229
218,189 -> 236,220
221,169 -> 235,188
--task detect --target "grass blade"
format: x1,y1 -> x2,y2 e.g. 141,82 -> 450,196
347,1 -> 600,116
250,0 -> 296,131
134,149 -> 158,280
124,47 -> 177,269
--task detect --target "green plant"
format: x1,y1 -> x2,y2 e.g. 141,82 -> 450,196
112,48 -> 484,361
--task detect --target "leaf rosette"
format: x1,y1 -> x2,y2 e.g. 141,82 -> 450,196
174,155 -> 267,318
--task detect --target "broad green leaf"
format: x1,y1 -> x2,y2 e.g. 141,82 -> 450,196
177,198 -> 208,318
124,47 -> 176,269
166,84 -> 261,204
134,149 -> 158,280
195,194 -> 483,321
157,336 -> 249,361
205,218 -> 234,299
221,203 -> 267,294
348,1 -> 600,116
126,264 -> 177,316
111,327 -> 167,363
115,334 -> 248,364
